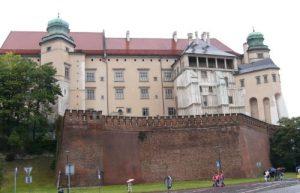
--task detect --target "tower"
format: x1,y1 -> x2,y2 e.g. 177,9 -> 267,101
236,31 -> 288,124
246,30 -> 270,63
40,16 -> 76,116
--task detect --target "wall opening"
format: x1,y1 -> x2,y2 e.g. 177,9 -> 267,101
250,97 -> 259,119
263,97 -> 271,123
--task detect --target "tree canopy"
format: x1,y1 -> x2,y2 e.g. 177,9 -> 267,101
270,117 -> 300,171
0,53 -> 61,152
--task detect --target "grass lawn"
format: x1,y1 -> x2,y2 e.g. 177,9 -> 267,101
0,157 -> 298,193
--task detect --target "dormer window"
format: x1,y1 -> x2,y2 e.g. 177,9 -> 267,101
257,53 -> 263,58
47,46 -> 52,52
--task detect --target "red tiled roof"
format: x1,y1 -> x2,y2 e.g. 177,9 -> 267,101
0,31 -> 239,56
0,31 -> 104,54
106,38 -> 188,56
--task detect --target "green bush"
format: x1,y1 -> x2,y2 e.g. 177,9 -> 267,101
25,139 -> 57,155
5,153 -> 15,162
0,136 -> 10,152
50,158 -> 56,170
0,159 -> 3,189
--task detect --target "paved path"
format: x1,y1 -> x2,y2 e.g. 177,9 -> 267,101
158,179 -> 300,193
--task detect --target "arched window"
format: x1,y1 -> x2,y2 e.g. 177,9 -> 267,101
263,97 -> 271,123
250,97 -> 259,119
224,77 -> 229,87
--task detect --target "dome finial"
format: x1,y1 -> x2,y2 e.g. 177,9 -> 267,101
57,12 -> 60,18
252,26 -> 255,32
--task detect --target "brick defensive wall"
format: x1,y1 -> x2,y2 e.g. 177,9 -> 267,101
56,110 -> 276,186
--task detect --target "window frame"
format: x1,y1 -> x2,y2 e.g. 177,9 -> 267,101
86,88 -> 95,100
164,88 -> 173,99
163,71 -> 172,81
139,70 -> 149,82
114,70 -> 124,82
142,107 -> 149,116
140,87 -> 149,99
86,71 -> 96,82
115,87 -> 124,100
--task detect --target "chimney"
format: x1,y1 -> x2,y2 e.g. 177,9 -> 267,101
126,30 -> 130,42
201,32 -> 206,41
195,31 -> 199,44
206,32 -> 210,45
173,31 -> 177,42
187,33 -> 193,45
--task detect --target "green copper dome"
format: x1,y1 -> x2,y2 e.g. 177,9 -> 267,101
47,17 -> 70,35
247,31 -> 269,51
41,16 -> 75,47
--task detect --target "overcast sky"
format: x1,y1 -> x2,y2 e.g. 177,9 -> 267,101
1,0 -> 299,118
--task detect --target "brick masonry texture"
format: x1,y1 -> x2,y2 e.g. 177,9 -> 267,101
56,110 -> 275,186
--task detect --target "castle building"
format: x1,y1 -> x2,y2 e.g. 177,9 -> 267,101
0,17 -> 288,124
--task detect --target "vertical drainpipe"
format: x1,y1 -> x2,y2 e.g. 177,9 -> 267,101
103,29 -> 109,115
160,57 -> 165,115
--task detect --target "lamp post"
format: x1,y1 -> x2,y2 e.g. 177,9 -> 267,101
65,150 -> 70,193
215,145 -> 222,173
14,167 -> 17,193
290,139 -> 296,168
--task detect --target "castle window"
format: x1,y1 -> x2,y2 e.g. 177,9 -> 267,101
256,76 -> 261,84
140,87 -> 149,99
228,96 -> 233,104
114,70 -> 124,82
65,66 -> 70,80
199,86 -> 203,92
115,88 -> 124,100
240,79 -> 245,87
198,57 -> 207,68
201,71 -> 207,79
126,108 -> 131,114
100,77 -> 104,81
226,59 -> 234,69
257,53 -> 263,58
263,75 -> 268,83
217,59 -> 225,69
139,70 -> 149,82
86,88 -> 95,100
272,74 -> 277,82
86,71 -> 95,82
188,56 -> 197,67
153,77 -> 158,81
47,46 -> 51,52
209,86 -> 213,93
202,96 -> 208,106
208,58 -> 216,68
224,77 -> 229,87
163,71 -> 172,81
168,107 -> 176,116
142,108 -> 149,116
65,47 -> 69,52
164,88 -> 173,99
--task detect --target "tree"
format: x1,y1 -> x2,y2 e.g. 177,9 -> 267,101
270,117 -> 300,171
0,159 -> 3,190
0,53 -> 61,152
